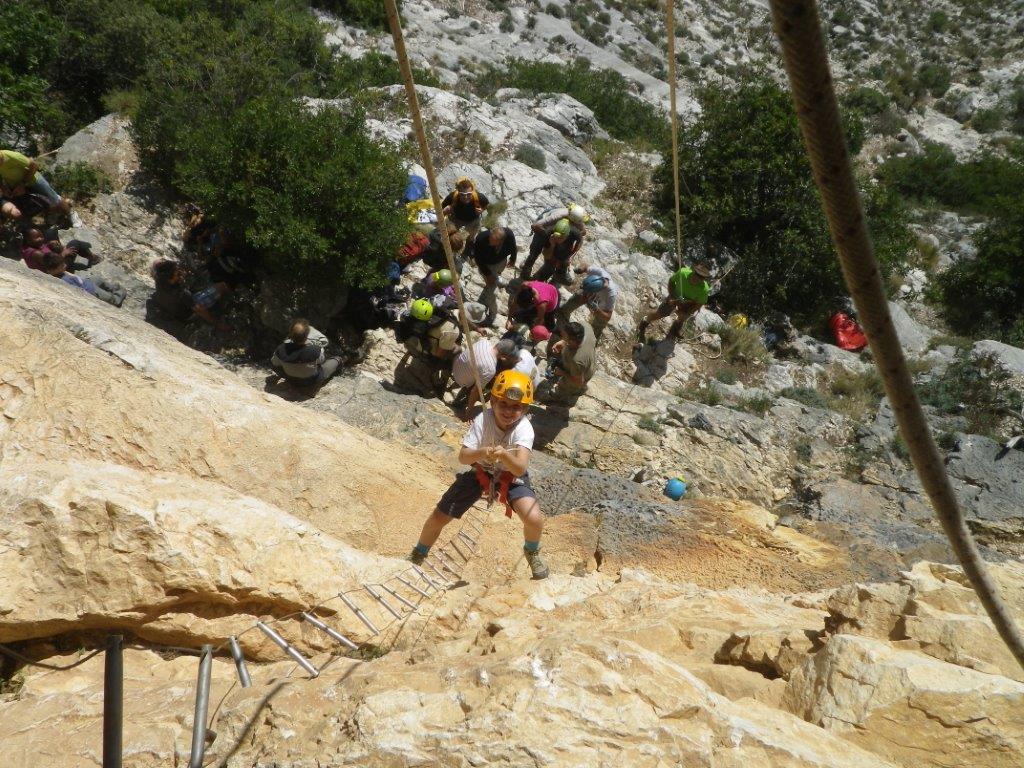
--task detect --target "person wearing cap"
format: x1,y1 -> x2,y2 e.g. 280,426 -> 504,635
636,262 -> 713,344
410,368 -> 549,580
472,226 -> 518,323
557,264 -> 617,339
451,337 -> 539,418
441,177 -> 489,251
520,217 -> 583,284
545,320 -> 597,401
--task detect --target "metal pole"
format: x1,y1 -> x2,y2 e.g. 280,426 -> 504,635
102,635 -> 123,768
187,644 -> 213,768
228,636 -> 251,689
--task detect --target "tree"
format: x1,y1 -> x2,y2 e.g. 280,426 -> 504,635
655,76 -> 912,323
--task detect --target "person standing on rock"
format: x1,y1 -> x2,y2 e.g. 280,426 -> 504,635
410,369 -> 549,580
557,264 -> 617,339
270,318 -> 343,388
441,177 -> 489,253
471,226 -> 518,323
636,262 -> 712,345
519,218 -> 583,284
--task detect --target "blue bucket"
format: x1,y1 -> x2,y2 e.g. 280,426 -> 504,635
664,478 -> 687,501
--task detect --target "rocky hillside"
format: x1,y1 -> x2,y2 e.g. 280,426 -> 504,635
1,0 -> 1023,765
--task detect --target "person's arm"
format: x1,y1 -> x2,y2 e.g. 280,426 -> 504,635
457,445 -> 491,465
506,231 -> 519,267
489,445 -> 530,476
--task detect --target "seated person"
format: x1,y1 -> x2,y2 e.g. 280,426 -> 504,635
21,227 -> 101,272
38,250 -> 125,307
415,268 -> 456,299
398,298 -> 462,364
270,318 -> 343,387
397,225 -> 466,272
0,149 -> 72,219
546,320 -> 597,401
520,218 -> 583,284
151,259 -> 231,332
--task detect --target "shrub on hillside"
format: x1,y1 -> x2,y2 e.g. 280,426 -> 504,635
514,143 -> 547,171
920,353 -> 1023,438
312,0 -> 394,30
48,161 -> 112,202
938,199 -> 1024,345
134,13 -> 408,291
654,76 -> 912,323
878,142 -> 1024,215
476,59 -> 668,145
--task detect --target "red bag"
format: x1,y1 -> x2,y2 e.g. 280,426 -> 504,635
398,231 -> 430,266
829,312 -> 868,352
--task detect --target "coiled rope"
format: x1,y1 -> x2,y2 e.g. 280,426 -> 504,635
769,0 -> 1024,669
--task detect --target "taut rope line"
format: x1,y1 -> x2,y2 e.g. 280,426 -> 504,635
770,0 -> 1024,669
383,0 -> 487,403
665,0 -> 683,267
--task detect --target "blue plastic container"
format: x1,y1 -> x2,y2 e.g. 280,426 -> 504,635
664,477 -> 687,501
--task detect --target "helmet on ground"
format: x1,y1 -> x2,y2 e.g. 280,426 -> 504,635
728,312 -> 749,329
410,298 -> 434,321
433,269 -> 453,287
530,325 -> 551,342
567,203 -> 588,225
581,274 -> 605,293
664,477 -> 687,501
552,218 -> 571,237
491,369 -> 534,405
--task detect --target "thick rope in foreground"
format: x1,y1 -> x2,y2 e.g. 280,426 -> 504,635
665,0 -> 683,267
769,0 -> 1024,669
383,0 -> 487,403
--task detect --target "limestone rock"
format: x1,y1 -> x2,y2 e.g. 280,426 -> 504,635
973,339 -> 1024,376
887,301 -> 933,356
784,634 -> 1024,768
52,113 -> 138,189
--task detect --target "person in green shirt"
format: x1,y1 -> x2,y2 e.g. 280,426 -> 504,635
636,262 -> 712,344
0,149 -> 71,220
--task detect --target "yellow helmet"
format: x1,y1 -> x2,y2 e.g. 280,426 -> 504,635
490,369 -> 534,405
728,312 -> 749,329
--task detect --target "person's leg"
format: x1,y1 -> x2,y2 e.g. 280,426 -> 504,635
637,300 -> 675,342
532,258 -> 556,283
590,311 -> 609,339
412,473 -> 480,560
318,356 -> 343,383
28,175 -> 70,215
92,283 -> 122,307
556,293 -> 586,329
415,508 -> 455,551
511,490 -> 548,579
520,233 -> 544,279
668,301 -> 700,338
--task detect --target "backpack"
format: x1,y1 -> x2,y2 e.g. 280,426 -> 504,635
403,174 -> 429,203
398,231 -> 431,266
829,312 -> 868,352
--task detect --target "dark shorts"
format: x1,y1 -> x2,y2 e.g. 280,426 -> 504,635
436,470 -> 536,519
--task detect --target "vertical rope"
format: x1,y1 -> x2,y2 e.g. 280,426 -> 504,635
665,0 -> 683,267
384,0 -> 487,402
769,0 -> 1024,670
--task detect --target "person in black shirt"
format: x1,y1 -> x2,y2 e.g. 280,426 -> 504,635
441,177 -> 489,252
472,226 -> 517,323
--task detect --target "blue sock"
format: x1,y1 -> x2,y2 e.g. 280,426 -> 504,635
523,539 -> 540,553
414,542 -> 431,556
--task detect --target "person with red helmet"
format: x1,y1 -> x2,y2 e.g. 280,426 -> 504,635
409,369 -> 549,580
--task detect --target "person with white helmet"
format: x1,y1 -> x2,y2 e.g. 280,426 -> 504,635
531,202 -> 589,236
557,264 -> 617,339
520,217 -> 583,284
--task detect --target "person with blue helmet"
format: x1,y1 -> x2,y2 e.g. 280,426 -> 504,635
556,264 -> 617,339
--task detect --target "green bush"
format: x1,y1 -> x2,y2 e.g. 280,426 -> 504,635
878,142 -> 1024,215
476,58 -> 668,145
779,386 -> 829,409
312,0 -> 394,30
655,76 -> 912,323
133,7 -> 408,291
938,198 -> 1024,344
971,107 -> 1006,133
842,86 -> 890,117
514,143 -> 547,171
736,394 -> 774,417
714,322 -> 770,366
546,2 -> 563,18
918,62 -> 952,98
47,161 -> 113,202
637,415 -> 664,433
920,353 -> 1023,438
927,10 -> 949,33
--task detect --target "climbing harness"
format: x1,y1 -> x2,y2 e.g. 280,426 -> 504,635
771,0 -> 1024,669
474,464 -> 515,518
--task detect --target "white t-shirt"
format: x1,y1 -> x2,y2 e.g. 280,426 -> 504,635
453,339 -> 497,388
463,408 -> 534,475
512,348 -> 541,387
584,266 -> 618,313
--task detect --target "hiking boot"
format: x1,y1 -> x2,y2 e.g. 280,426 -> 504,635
409,547 -> 427,566
524,549 -> 549,580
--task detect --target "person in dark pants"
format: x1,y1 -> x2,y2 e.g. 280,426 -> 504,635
441,177 -> 489,252
270,318 -> 342,388
519,218 -> 583,284
471,226 -> 517,323
38,250 -> 125,307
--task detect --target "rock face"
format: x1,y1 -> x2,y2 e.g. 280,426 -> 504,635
974,339 -> 1024,376
784,634 -> 1024,768
51,113 -> 139,188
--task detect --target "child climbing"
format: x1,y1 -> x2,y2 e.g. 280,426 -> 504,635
409,369 -> 549,580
